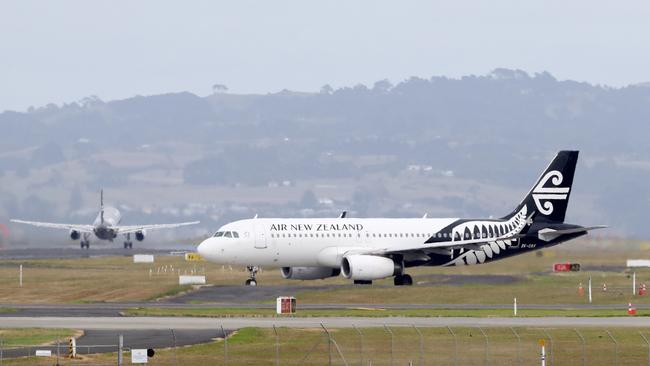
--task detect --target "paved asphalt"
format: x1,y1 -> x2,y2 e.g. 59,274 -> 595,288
4,316 -> 650,329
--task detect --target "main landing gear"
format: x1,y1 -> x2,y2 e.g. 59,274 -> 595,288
245,266 -> 259,286
80,233 -> 90,249
123,233 -> 133,249
394,274 -> 413,286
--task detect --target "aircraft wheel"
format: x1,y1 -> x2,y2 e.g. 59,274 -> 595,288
354,280 -> 372,285
245,279 -> 257,286
402,274 -> 413,286
394,274 -> 413,286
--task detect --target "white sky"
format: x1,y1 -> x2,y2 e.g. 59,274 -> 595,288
1,1 -> 649,111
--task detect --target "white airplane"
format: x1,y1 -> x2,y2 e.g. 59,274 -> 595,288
198,151 -> 605,286
12,190 -> 199,249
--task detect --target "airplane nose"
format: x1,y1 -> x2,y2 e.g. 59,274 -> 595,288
197,239 -> 210,258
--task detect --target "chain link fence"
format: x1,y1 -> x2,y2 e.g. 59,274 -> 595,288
2,325 -> 650,365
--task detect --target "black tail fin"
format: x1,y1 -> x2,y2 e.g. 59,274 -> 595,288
504,151 -> 579,223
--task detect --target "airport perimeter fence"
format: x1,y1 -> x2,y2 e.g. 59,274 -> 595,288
3,325 -> 650,365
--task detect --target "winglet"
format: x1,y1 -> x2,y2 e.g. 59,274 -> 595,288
339,211 -> 348,219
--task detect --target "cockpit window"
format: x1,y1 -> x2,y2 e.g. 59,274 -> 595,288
213,231 -> 224,237
224,231 -> 233,238
232,232 -> 239,238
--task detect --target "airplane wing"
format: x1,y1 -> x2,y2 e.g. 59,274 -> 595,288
115,221 -> 200,234
10,219 -> 95,233
370,225 -> 607,255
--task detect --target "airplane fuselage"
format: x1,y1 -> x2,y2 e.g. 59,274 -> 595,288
92,206 -> 121,241
198,215 -> 584,269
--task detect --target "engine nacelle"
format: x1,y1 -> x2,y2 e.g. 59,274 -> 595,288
135,230 -> 146,241
341,255 -> 402,281
281,266 -> 341,280
69,229 -> 80,240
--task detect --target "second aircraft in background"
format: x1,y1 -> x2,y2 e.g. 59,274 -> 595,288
12,190 -> 199,249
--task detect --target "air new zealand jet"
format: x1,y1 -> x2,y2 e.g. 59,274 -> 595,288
198,151 -> 606,286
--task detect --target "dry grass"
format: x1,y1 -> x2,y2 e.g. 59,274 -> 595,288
0,237 -> 649,305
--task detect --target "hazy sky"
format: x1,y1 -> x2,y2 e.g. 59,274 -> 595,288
2,1 -> 649,112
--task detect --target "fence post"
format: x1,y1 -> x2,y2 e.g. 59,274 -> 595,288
273,325 -> 279,366
574,329 -> 586,366
384,325 -> 394,366
56,335 -> 60,366
447,326 -> 458,366
171,329 -> 178,366
353,325 -> 363,366
639,331 -> 650,366
605,330 -> 618,366
413,325 -> 424,366
510,327 -> 521,366
542,329 -> 554,366
321,323 -> 333,366
118,334 -> 123,366
219,326 -> 227,366
478,327 -> 489,366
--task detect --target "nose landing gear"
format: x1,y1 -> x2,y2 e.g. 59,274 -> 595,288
245,266 -> 259,286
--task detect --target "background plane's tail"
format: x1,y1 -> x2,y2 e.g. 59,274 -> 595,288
503,150 -> 579,223
100,189 -> 105,224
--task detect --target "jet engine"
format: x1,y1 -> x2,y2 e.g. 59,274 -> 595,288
341,255 -> 402,281
281,266 -> 341,280
69,229 -> 80,240
135,230 -> 146,241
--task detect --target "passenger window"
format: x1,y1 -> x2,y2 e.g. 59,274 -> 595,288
224,231 -> 232,238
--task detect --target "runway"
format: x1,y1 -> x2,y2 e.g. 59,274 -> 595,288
4,316 -> 650,329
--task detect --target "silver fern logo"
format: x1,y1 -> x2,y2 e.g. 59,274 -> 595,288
532,170 -> 570,215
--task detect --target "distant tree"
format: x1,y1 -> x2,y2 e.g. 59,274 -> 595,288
372,79 -> 393,93
320,84 -> 334,94
212,84 -> 229,94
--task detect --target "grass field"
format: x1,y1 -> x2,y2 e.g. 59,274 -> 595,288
0,328 -> 76,347
3,326 -> 650,365
1,238 -> 650,306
